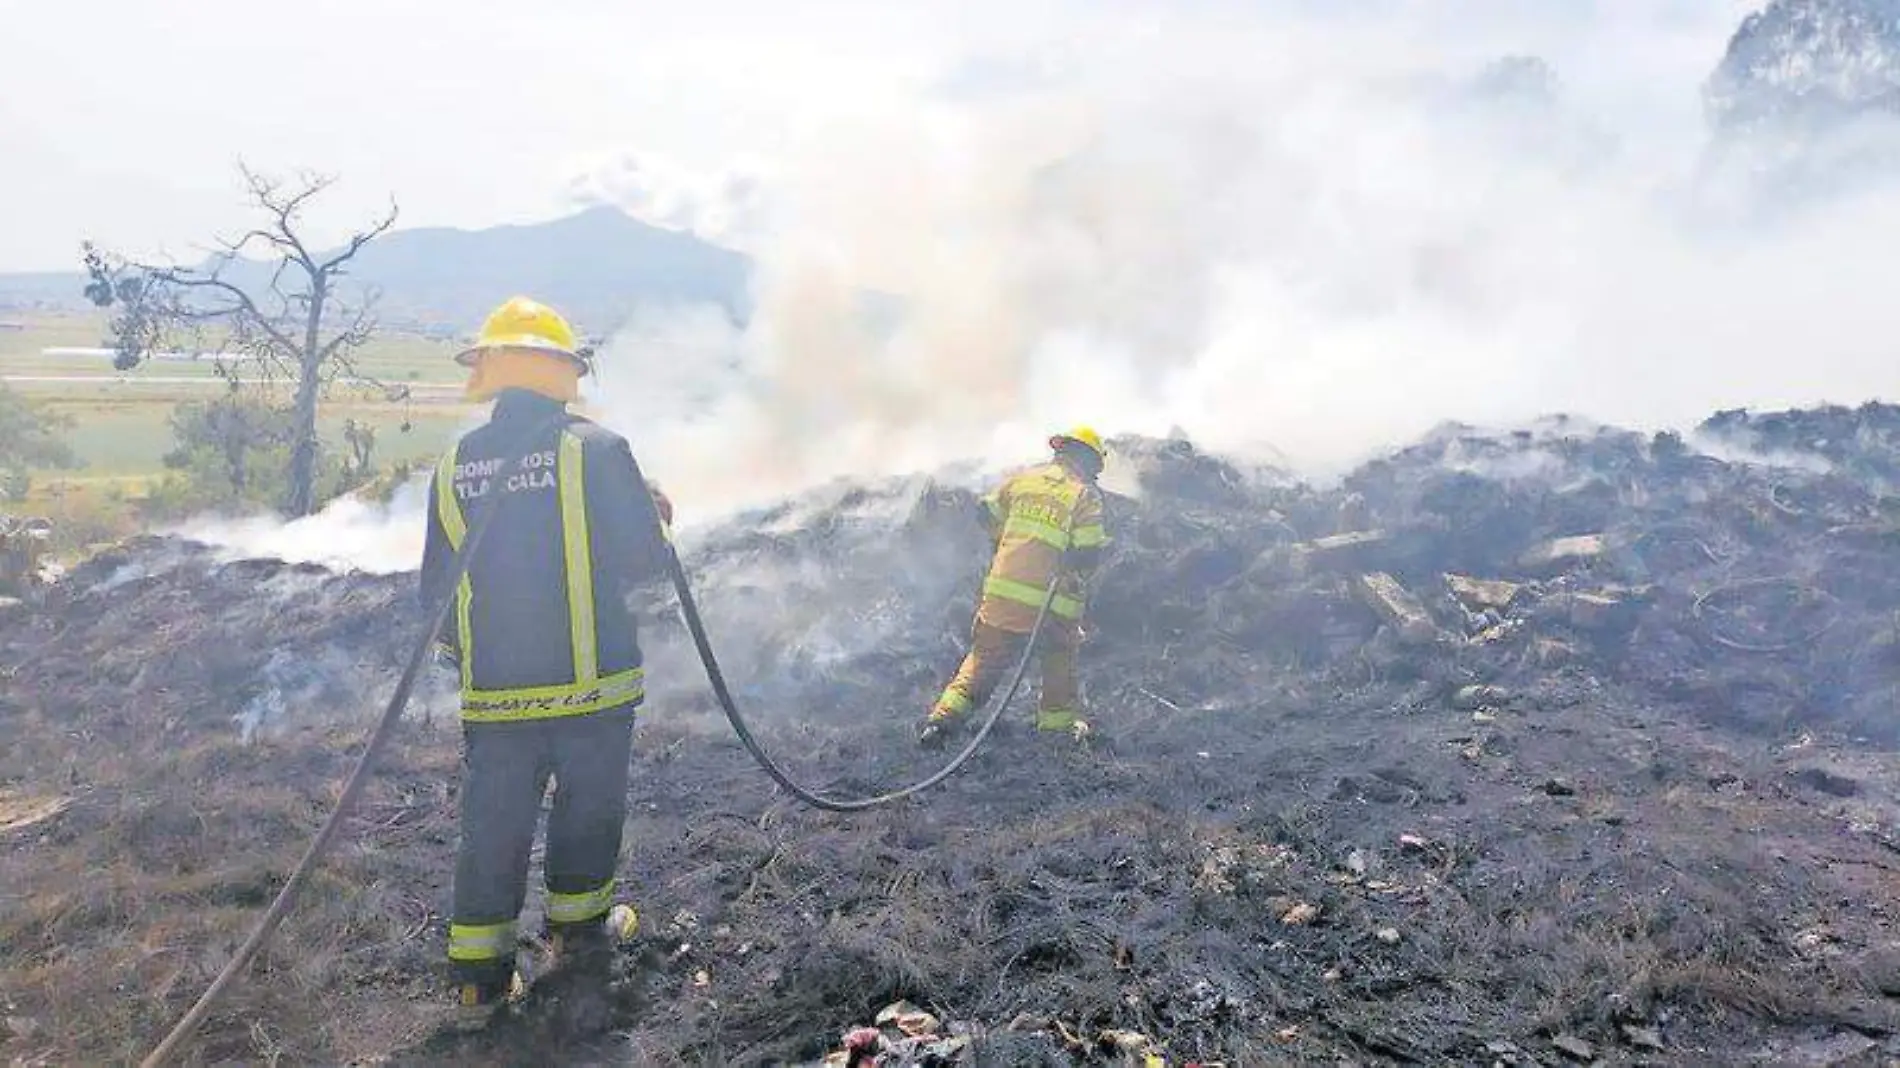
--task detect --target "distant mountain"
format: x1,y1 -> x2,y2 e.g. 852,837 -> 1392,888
1700,0 -> 1900,204
0,271 -> 92,309
311,205 -> 753,335
1707,0 -> 1900,133
0,205 -> 755,337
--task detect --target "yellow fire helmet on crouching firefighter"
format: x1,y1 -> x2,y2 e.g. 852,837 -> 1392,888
1049,425 -> 1106,461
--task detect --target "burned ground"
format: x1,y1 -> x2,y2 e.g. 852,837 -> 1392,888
6,404 -> 1900,1065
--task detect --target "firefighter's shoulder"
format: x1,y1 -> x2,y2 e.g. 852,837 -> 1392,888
559,416 -> 634,456
1001,460 -> 1067,490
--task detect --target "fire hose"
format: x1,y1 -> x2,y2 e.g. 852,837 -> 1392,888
139,440 -> 1081,1066
669,491 -> 1081,812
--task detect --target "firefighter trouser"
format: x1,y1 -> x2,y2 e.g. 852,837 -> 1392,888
448,705 -> 635,990
931,619 -> 1081,730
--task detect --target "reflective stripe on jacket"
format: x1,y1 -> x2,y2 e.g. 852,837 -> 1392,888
420,390 -> 670,723
975,461 -> 1109,633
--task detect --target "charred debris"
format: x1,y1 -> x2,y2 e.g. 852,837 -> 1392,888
6,402 -> 1900,1065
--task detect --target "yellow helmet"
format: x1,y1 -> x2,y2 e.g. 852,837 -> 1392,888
455,296 -> 587,372
1049,425 -> 1105,460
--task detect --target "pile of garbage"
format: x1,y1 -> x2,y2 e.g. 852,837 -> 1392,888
5,403 -> 1900,1066
646,402 -> 1900,748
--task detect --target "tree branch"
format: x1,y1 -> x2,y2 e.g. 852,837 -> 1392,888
219,227 -> 305,264
317,299 -> 377,363
140,266 -> 301,356
237,161 -> 329,274
81,162 -> 402,518
320,198 -> 400,276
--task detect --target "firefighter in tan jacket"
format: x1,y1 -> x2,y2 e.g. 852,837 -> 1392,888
920,427 -> 1110,745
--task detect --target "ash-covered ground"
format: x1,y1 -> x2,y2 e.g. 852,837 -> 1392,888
7,404 -> 1900,1066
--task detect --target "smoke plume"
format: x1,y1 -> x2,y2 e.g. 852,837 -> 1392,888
181,2 -> 1900,569
587,1 -> 1900,516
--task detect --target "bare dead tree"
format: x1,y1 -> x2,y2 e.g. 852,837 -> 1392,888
82,164 -> 403,517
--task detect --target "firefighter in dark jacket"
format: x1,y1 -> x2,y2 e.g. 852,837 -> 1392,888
420,295 -> 674,1027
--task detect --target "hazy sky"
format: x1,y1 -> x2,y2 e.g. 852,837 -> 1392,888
26,0 -> 1896,530
122,0 -> 1900,567
1,0 -> 1752,272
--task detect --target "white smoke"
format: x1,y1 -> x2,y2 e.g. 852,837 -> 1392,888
588,1 -> 1900,512
171,2 -> 1900,568
168,477 -> 432,575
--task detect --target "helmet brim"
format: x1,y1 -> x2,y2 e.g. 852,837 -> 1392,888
1050,434 -> 1105,460
455,337 -> 590,371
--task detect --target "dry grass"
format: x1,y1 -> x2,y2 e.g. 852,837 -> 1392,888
12,410 -> 1900,1064
0,723 -> 462,1066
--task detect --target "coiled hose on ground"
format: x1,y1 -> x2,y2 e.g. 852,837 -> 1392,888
665,494 -> 1077,811
139,450 -> 1074,1065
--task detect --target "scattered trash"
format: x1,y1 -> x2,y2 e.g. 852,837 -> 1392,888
1099,1028 -> 1152,1052
1446,574 -> 1523,612
1551,1033 -> 1596,1061
0,791 -> 68,835
1452,684 -> 1510,711
1293,529 -> 1388,568
1280,902 -> 1322,926
821,1003 -> 973,1066
875,1000 -> 941,1038
1621,1024 -> 1665,1050
1354,571 -> 1441,645
1518,534 -> 1607,574
1138,686 -> 1186,713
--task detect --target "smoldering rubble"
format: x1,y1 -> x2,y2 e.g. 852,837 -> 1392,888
6,403 -> 1900,1066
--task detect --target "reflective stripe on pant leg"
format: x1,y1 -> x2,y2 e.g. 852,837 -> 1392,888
547,880 -> 616,925
1034,708 -> 1078,731
453,724 -> 549,974
544,707 -> 635,929
982,575 -> 1084,619
931,651 -> 980,719
448,921 -> 516,962
936,623 -> 1022,718
930,688 -> 972,721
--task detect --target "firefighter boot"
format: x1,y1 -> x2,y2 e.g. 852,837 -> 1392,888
1034,708 -> 1093,743
453,970 -> 524,1032
917,707 -> 968,749
547,904 -> 640,975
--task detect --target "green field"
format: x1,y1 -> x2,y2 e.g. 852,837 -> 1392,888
0,309 -> 468,385
34,400 -> 473,476
2,311 -> 484,543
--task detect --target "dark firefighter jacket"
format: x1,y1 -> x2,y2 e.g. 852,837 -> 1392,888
420,389 -> 670,723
